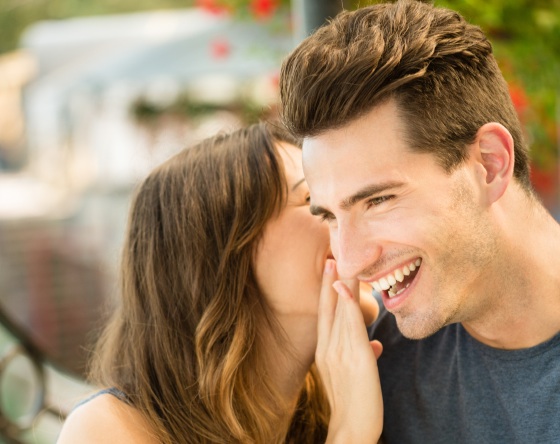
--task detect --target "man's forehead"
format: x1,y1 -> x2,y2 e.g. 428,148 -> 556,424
301,132 -> 351,169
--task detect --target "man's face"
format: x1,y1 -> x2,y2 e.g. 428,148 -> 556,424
303,99 -> 497,339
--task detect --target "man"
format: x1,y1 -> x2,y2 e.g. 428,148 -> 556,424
280,0 -> 560,442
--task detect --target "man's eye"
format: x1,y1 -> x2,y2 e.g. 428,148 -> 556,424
367,195 -> 395,208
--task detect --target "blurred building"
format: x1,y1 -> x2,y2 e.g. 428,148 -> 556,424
21,8 -> 291,188
0,50 -> 36,170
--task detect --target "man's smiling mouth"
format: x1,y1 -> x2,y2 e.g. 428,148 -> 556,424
371,259 -> 422,298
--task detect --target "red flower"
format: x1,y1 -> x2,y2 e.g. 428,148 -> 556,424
211,38 -> 231,59
196,0 -> 229,15
269,71 -> 279,88
250,0 -> 278,20
509,83 -> 529,116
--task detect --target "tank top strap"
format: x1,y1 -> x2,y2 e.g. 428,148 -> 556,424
73,387 -> 131,411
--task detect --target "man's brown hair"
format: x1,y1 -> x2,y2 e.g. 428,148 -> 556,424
280,0 -> 531,190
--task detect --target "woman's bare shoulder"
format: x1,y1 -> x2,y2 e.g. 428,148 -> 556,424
57,392 -> 159,443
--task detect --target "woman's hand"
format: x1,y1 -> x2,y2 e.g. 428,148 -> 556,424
318,259 -> 383,444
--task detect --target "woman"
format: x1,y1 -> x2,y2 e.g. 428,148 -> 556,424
58,122 -> 382,443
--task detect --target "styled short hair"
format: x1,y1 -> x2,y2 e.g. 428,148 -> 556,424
280,0 -> 531,190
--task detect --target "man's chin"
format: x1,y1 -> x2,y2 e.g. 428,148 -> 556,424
395,315 -> 444,340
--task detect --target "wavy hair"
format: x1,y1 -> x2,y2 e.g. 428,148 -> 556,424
90,122 -> 329,443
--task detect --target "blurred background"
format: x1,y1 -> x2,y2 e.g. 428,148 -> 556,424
0,0 -> 558,442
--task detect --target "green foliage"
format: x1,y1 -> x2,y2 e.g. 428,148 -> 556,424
438,0 -> 560,168
131,94 -> 266,127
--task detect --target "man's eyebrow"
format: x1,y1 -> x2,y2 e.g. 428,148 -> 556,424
309,181 -> 404,216
340,181 -> 404,210
291,177 -> 306,191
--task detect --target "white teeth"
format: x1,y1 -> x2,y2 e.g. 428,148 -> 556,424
379,277 -> 390,291
370,258 -> 422,296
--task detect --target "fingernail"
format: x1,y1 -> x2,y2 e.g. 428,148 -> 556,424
324,259 -> 335,275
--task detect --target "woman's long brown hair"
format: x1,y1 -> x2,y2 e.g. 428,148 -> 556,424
90,123 -> 329,443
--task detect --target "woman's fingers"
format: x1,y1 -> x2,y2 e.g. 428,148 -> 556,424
331,280 -> 374,352
319,278 -> 384,442
371,340 -> 383,360
317,259 -> 339,352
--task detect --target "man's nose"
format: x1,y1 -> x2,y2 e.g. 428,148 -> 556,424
330,220 -> 381,279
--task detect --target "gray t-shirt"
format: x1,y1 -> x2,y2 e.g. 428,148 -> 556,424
368,306 -> 560,444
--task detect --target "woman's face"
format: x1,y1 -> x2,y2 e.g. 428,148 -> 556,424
253,142 -> 331,318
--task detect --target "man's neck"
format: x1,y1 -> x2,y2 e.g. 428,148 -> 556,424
462,200 -> 560,349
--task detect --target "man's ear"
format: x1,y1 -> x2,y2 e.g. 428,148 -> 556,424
471,122 -> 515,204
